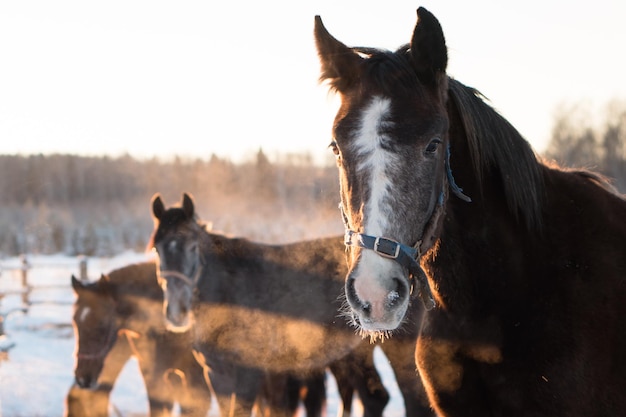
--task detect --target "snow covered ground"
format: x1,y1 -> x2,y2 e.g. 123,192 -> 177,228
0,252 -> 406,417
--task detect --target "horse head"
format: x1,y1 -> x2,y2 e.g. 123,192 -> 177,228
71,273 -> 119,389
314,8 -> 461,335
150,192 -> 203,333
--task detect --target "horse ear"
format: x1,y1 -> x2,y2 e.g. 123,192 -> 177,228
410,7 -> 448,86
314,15 -> 362,93
182,193 -> 195,219
72,274 -> 106,296
95,274 -> 114,295
152,193 -> 166,220
71,274 -> 84,292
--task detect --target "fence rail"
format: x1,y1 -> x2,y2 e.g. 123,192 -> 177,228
0,254 -> 90,346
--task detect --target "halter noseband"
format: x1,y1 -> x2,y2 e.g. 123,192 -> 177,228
77,324 -> 117,360
340,145 -> 470,311
158,268 -> 202,287
341,205 -> 436,310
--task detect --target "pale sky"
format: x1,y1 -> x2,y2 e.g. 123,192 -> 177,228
1,1 -> 625,163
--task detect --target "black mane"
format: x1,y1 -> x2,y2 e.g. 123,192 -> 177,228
447,78 -> 545,231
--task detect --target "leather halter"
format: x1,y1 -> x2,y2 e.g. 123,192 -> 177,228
157,241 -> 204,289
158,268 -> 202,287
340,203 -> 436,310
76,324 -> 117,360
340,145 -> 470,311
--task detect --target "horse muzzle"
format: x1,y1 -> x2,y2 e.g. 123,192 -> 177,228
345,264 -> 411,332
74,363 -> 102,389
164,300 -> 193,333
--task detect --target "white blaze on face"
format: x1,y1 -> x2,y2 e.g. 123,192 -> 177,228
77,306 -> 91,323
351,97 -> 404,323
354,96 -> 398,237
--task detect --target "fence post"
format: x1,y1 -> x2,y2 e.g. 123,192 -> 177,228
20,254 -> 30,306
78,256 -> 88,281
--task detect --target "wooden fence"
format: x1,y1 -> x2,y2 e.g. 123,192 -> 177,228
0,254 -> 89,344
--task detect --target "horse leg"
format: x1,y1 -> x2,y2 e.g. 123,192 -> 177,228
163,366 -> 212,417
330,343 -> 390,417
155,334 -> 212,417
175,352 -> 213,417
145,371 -> 176,417
301,370 -> 327,417
381,336 -> 434,416
136,341 -> 176,417
209,364 -> 262,417
258,372 -> 305,417
64,383 -> 112,417
286,375 -> 303,417
328,360 -> 354,417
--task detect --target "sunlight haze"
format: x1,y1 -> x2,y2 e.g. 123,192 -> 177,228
1,1 -> 625,163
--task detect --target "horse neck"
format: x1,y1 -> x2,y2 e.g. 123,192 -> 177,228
195,231 -> 239,294
426,96 -> 537,314
199,229 -> 224,265
106,279 -> 162,335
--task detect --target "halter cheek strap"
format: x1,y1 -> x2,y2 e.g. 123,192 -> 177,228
77,325 -> 117,360
339,144 -> 470,311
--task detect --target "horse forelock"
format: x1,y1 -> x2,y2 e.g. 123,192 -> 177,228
148,207 -> 200,250
447,78 -> 545,231
362,47 -> 424,97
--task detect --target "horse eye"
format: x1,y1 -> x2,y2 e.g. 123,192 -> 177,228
424,137 -> 442,155
328,141 -> 340,156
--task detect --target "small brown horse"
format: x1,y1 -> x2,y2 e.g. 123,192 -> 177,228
71,262 -> 212,417
315,7 -> 626,417
65,333 -> 134,417
149,192 -> 433,417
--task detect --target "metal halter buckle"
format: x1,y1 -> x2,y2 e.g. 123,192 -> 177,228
374,237 -> 401,259
344,229 -> 354,246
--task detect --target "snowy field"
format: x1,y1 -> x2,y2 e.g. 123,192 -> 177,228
0,252 -> 406,417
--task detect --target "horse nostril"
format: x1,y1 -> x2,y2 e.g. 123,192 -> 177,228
361,301 -> 372,316
346,277 -> 360,305
75,375 -> 91,389
387,277 -> 408,308
346,277 -> 373,317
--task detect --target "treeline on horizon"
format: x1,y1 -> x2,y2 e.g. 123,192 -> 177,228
1,99 -> 625,258
0,150 -> 343,257
544,101 -> 626,193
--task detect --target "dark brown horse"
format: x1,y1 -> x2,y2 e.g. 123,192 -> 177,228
314,7 -> 626,417
149,192 -> 434,417
70,262 -> 212,417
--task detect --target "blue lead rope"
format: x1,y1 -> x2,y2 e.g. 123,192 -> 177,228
446,144 -> 472,203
